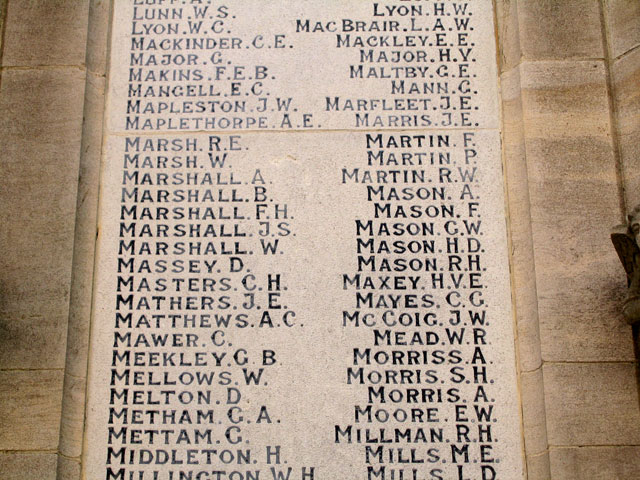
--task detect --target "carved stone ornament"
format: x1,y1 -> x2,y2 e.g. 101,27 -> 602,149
611,205 -> 640,325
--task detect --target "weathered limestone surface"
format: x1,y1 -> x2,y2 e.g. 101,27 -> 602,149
549,446 -> 640,480
613,47 -> 640,209
0,452 -> 58,480
57,1 -> 110,474
520,60 -> 632,362
495,0 -> 522,73
517,0 -> 604,60
520,369 -> 548,456
501,66 -> 542,374
0,370 -> 64,450
604,0 -> 640,59
2,0 -> 89,66
56,454 -> 82,480
544,363 -> 640,446
497,1 -> 640,479
499,58 -> 550,479
0,67 -> 86,370
0,1 -> 90,479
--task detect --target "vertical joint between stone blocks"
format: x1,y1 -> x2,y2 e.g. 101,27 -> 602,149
598,0 -> 628,221
495,2 -> 551,479
56,2 -> 113,479
0,0 -> 8,105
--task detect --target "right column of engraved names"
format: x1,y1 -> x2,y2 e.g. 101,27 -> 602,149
326,2 -> 503,479
339,131 -> 498,480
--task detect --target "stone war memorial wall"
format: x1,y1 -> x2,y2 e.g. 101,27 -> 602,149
83,1 -> 525,479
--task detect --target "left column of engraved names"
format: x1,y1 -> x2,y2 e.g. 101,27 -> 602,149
108,2 -> 311,480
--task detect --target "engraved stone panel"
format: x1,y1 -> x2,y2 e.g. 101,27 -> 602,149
84,2 -> 524,479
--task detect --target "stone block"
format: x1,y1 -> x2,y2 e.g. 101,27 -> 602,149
521,369 -> 548,456
518,0 -> 604,60
0,0 -> 6,56
0,453 -> 57,480
544,363 -> 640,446
550,446 -> 640,479
501,67 -> 543,372
604,0 -> 640,58
495,0 -> 521,73
518,61 -> 634,362
0,370 -> 64,450
86,0 -> 111,74
613,47 -> 640,209
520,61 -> 611,140
58,373 -> 87,458
2,0 -> 90,66
536,256 -> 632,363
56,455 -> 81,480
0,68 -> 85,369
64,72 -> 105,379
526,452 -> 551,480
57,72 -> 107,463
